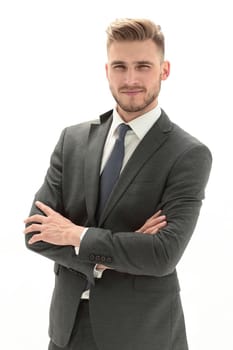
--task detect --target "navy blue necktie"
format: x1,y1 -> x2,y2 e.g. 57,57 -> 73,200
98,123 -> 131,216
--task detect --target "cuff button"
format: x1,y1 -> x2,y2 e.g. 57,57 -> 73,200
89,254 -> 95,261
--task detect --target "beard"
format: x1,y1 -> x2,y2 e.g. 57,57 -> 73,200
110,81 -> 161,114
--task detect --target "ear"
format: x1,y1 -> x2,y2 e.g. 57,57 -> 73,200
160,61 -> 170,81
105,63 -> 109,80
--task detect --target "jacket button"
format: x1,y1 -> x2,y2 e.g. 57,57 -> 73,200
95,255 -> 101,262
101,256 -> 106,263
89,254 -> 95,261
106,257 -> 112,263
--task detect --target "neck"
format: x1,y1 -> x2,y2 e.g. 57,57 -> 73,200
116,101 -> 159,122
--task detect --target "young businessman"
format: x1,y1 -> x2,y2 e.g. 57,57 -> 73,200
24,18 -> 212,350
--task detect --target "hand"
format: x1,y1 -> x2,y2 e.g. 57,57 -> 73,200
136,210 -> 167,234
24,201 -> 84,246
96,210 -> 167,272
95,264 -> 111,272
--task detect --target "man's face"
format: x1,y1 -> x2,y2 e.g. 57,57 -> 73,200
106,39 -> 170,121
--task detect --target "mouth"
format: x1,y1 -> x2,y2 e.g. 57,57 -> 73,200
120,89 -> 144,95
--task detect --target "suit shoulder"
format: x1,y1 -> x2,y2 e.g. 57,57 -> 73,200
175,123 -> 211,155
172,122 -> 204,146
160,110 -> 212,159
65,118 -> 99,134
63,109 -> 113,135
58,121 -> 94,148
57,110 -> 113,148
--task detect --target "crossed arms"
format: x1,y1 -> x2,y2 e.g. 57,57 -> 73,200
24,126 -> 212,281
24,201 -> 167,273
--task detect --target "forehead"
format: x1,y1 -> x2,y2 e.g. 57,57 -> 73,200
107,39 -> 161,63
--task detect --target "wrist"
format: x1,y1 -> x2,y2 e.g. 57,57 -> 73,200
69,225 -> 84,246
94,264 -> 105,278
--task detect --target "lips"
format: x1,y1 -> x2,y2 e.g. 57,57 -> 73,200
120,88 -> 144,94
122,90 -> 142,93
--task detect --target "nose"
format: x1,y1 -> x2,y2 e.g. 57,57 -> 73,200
124,67 -> 139,85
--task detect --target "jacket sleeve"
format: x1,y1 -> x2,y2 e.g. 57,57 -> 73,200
78,144 -> 212,277
25,128 -> 95,284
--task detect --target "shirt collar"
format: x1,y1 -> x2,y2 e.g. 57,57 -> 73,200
112,105 -> 161,140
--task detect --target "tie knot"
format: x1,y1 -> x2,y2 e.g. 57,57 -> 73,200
117,123 -> 131,141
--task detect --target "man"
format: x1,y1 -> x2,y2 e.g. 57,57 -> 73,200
24,18 -> 212,350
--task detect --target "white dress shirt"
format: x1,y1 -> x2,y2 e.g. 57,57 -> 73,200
101,105 -> 162,173
77,105 -> 161,298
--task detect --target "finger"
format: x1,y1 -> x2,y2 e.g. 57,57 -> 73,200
28,234 -> 43,244
142,221 -> 167,234
142,211 -> 162,226
147,215 -> 166,225
149,210 -> 162,219
24,214 -> 46,224
138,215 -> 166,232
24,223 -> 43,234
141,228 -> 159,235
152,220 -> 167,231
35,201 -> 55,216
96,264 -> 108,270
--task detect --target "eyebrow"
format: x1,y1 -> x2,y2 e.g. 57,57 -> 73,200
110,60 -> 154,66
110,61 -> 126,66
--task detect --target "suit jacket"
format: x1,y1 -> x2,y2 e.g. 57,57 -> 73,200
25,109 -> 212,350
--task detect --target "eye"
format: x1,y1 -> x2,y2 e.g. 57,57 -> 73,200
137,64 -> 151,70
112,64 -> 126,71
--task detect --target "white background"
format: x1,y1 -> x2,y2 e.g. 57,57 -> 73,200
0,0 -> 232,349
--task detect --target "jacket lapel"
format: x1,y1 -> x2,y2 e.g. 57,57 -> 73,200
84,111 -> 113,225
99,110 -> 173,225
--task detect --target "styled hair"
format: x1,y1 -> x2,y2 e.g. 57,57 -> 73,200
106,18 -> 165,58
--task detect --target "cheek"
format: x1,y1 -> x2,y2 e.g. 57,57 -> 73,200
108,73 -> 122,88
148,72 -> 162,86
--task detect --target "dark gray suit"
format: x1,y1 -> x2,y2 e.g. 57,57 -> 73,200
26,109 -> 212,350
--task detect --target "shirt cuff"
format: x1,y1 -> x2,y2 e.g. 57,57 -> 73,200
74,227 -> 88,255
93,265 -> 105,279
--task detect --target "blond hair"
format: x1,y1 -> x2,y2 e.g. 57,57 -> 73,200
106,18 -> 165,58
